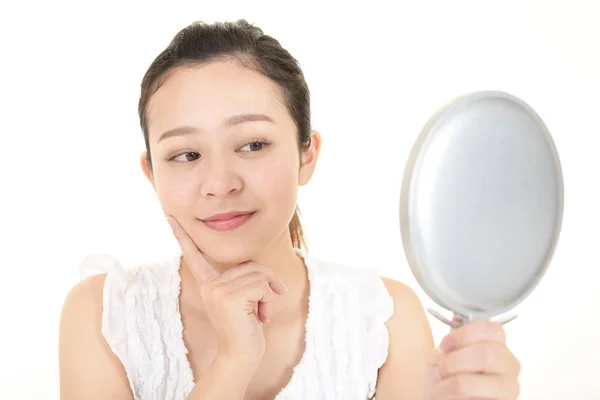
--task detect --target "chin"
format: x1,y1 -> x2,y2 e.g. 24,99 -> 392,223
189,216 -> 288,266
195,229 -> 269,266
205,243 -> 258,266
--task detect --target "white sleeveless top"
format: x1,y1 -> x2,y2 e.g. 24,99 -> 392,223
80,249 -> 394,400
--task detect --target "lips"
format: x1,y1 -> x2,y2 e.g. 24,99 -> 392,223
200,211 -> 255,232
202,211 -> 254,222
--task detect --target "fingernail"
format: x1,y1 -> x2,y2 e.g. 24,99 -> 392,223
440,335 -> 455,353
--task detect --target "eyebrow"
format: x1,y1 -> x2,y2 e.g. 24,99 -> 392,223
157,113 -> 275,143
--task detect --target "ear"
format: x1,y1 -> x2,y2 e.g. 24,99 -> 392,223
140,152 -> 155,189
298,130 -> 322,186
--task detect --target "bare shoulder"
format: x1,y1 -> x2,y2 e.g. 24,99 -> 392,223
59,274 -> 132,400
380,277 -> 431,328
375,277 -> 434,400
379,277 -> 434,358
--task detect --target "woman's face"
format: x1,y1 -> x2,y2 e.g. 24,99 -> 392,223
142,60 -> 319,264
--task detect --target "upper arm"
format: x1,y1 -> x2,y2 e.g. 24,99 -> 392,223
374,278 -> 435,400
58,274 -> 132,400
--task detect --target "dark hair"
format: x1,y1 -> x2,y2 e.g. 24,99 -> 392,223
138,19 -> 311,249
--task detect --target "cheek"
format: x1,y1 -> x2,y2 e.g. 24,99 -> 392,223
153,170 -> 197,215
255,158 -> 299,207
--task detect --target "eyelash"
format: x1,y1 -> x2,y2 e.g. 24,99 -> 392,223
168,139 -> 272,162
239,138 -> 272,153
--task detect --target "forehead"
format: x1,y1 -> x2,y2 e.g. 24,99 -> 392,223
146,60 -> 289,138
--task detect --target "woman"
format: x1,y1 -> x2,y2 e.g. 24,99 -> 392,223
58,19 -> 520,399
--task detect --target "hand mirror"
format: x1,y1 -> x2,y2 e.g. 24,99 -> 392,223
399,91 -> 563,328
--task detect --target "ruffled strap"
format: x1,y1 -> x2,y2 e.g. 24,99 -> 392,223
80,253 -> 126,280
358,267 -> 394,399
78,253 -> 194,400
79,254 -> 138,397
291,251 -> 395,399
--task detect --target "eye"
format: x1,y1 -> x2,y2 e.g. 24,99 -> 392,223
239,140 -> 271,152
171,152 -> 200,162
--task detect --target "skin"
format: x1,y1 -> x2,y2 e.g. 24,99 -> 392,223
59,59 -> 521,399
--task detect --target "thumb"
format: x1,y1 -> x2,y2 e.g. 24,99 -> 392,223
423,348 -> 443,399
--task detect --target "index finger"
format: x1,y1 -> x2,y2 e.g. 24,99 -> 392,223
167,216 -> 219,282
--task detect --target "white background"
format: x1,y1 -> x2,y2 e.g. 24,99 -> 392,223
1,0 -> 598,399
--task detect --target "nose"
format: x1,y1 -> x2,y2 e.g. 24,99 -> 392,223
200,157 -> 242,198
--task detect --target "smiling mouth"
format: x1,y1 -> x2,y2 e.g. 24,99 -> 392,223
200,211 -> 256,232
